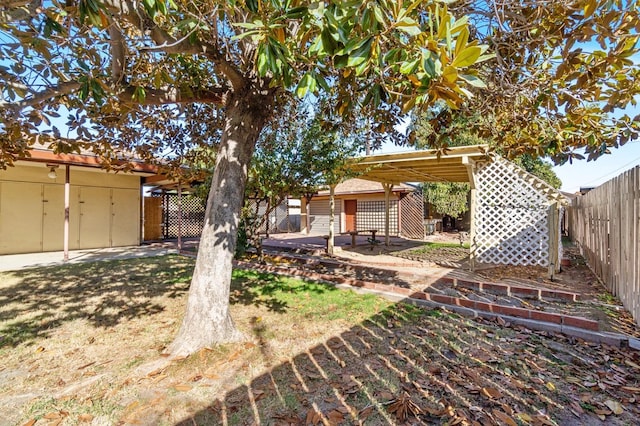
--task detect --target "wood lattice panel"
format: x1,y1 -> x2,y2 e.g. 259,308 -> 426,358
400,191 -> 425,239
474,158 -> 551,266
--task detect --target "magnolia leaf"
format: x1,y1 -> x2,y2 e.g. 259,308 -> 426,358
492,409 -> 517,426
442,65 -> 458,83
346,37 -> 373,67
460,74 -> 487,88
481,387 -> 502,399
455,27 -> 469,57
451,46 -> 482,68
295,73 -> 315,98
604,400 -> 624,415
400,58 -> 420,75
174,384 -> 193,392
584,0 -> 597,18
396,17 -> 422,36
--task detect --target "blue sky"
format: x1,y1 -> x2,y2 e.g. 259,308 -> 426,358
552,140 -> 640,193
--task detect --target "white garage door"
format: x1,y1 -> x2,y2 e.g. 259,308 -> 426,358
308,200 -> 341,234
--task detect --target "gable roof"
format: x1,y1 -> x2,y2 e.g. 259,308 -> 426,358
316,178 -> 415,196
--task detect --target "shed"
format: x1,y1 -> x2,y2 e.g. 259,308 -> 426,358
0,144 -> 161,256
302,178 -> 420,237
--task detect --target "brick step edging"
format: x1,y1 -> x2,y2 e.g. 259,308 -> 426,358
264,252 -> 583,303
232,259 -> 600,333
438,277 -> 582,302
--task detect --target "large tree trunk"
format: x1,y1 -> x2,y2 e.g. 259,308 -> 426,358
167,86 -> 272,357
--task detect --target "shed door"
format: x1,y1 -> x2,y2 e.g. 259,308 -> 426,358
344,199 -> 357,232
42,184 -> 64,252
78,187 -> 111,249
111,188 -> 140,247
0,182 -> 43,254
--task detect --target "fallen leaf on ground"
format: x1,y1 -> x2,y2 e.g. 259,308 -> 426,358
492,409 -> 517,426
481,387 -> 502,399
203,367 -> 220,379
516,413 -> 532,422
604,399 -> 624,415
378,391 -> 394,401
173,384 -> 193,392
43,412 -> 63,419
327,410 -> 344,423
305,408 -> 322,425
358,406 -> 374,420
387,392 -> 423,421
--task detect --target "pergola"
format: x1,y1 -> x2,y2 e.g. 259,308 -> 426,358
329,145 -> 485,260
332,145 -> 567,278
349,145 -> 489,184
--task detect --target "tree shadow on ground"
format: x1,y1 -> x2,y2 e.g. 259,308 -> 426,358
0,256 -> 323,349
170,302 -> 640,426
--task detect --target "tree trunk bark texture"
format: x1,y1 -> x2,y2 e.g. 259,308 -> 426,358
167,86 -> 272,357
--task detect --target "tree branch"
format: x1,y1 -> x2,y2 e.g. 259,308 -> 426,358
0,81 -> 80,109
108,21 -> 127,85
118,86 -> 226,105
0,0 -> 41,21
103,0 -> 247,92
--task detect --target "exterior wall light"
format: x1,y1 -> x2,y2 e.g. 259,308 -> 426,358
47,165 -> 58,179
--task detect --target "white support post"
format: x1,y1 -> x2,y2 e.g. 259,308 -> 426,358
469,187 -> 476,271
177,184 -> 183,251
300,197 -> 308,234
328,185 -> 336,254
382,182 -> 393,246
548,201 -> 560,279
463,156 -> 477,271
63,165 -> 70,262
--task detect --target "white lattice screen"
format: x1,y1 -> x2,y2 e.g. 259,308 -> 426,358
474,158 -> 552,266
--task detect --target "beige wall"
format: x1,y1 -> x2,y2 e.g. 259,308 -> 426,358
0,162 -> 141,254
306,193 -> 401,234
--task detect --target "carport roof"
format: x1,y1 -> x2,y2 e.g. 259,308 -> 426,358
349,144 -> 490,185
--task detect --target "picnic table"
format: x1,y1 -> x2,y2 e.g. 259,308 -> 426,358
345,229 -> 378,247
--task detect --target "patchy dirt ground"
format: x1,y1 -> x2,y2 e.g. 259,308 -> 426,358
1,255 -> 640,425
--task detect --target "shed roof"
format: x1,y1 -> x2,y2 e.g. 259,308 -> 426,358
349,145 -> 490,184
316,178 -> 415,196
24,140 -> 159,174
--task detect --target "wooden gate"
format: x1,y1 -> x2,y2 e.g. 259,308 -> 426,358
144,196 -> 163,240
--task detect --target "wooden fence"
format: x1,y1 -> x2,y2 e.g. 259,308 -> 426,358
568,166 -> 640,325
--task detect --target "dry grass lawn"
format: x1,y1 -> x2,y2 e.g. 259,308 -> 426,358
1,255 -> 640,425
